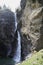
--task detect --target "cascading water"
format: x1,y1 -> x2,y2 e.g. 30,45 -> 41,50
14,13 -> 18,32
13,12 -> 21,63
13,31 -> 21,63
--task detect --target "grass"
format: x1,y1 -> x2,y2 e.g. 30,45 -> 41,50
18,49 -> 43,65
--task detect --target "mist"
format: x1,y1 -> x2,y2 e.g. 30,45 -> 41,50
0,0 -> 21,12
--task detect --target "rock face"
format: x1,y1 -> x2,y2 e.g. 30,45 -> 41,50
17,0 -> 43,60
21,33 -> 32,60
0,8 -> 18,58
29,7 -> 43,51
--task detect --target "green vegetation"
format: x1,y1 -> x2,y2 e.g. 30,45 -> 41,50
18,49 -> 43,65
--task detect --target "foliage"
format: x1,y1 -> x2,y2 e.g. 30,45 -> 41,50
18,49 -> 43,65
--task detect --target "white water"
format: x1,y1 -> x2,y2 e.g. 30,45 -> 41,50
13,11 -> 21,63
13,31 -> 21,63
14,13 -> 18,32
13,12 -> 21,63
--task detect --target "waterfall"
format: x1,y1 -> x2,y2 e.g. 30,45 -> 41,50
14,13 -> 18,32
13,31 -> 21,63
13,12 -> 21,63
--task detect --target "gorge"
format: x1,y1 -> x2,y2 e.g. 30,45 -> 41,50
0,0 -> 43,65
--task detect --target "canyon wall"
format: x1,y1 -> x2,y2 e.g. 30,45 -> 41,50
17,0 -> 43,60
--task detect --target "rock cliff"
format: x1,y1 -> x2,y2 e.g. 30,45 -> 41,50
17,0 -> 43,60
